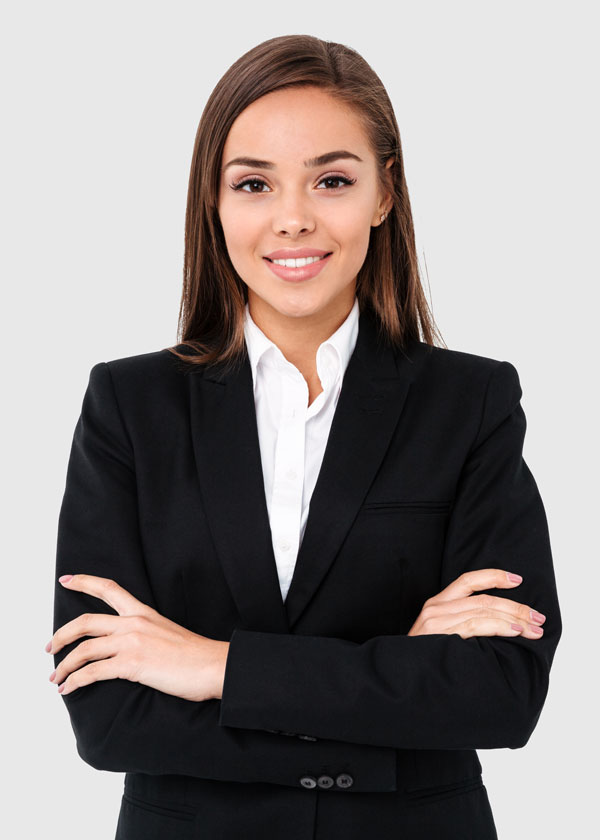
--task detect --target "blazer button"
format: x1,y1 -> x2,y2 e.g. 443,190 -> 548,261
297,734 -> 317,741
300,775 -> 317,789
317,775 -> 334,789
335,773 -> 354,789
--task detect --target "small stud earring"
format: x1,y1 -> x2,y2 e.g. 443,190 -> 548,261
380,212 -> 387,222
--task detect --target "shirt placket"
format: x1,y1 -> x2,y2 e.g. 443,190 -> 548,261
270,365 -> 308,598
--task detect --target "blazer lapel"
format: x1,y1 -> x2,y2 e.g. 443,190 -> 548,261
188,307 -> 418,635
189,354 -> 291,634
284,309 -> 416,628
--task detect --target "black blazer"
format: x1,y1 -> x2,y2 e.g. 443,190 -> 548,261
52,307 -> 562,840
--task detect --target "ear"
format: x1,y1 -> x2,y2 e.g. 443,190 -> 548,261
372,156 -> 395,226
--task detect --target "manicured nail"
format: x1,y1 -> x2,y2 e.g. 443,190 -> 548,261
511,624 -> 524,631
530,610 -> 546,624
58,683 -> 66,693
49,670 -> 56,682
530,625 -> 544,635
45,640 -> 52,652
507,573 -> 522,583
59,575 -> 73,584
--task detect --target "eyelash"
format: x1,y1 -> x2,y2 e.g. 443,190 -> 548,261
230,174 -> 357,193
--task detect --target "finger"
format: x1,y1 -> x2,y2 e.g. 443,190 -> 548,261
57,656 -> 126,696
425,594 -> 546,627
444,615 -> 541,640
58,574 -> 155,618
477,595 -> 546,626
52,635 -> 121,686
51,612 -> 137,654
450,607 -> 545,639
432,569 -> 523,604
417,606 -> 545,639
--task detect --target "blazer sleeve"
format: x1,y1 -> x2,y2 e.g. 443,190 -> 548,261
218,360 -> 563,750
52,362 -> 397,792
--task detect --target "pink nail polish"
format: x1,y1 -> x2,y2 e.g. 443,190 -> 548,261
45,641 -> 52,652
49,670 -> 56,682
507,573 -> 523,583
59,575 -> 73,584
530,625 -> 544,634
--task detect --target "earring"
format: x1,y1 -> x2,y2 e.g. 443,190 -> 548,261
380,212 -> 387,222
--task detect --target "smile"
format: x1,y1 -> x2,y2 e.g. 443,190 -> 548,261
266,254 -> 330,267
263,252 -> 333,283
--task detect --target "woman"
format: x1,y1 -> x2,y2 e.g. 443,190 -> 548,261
47,34 -> 562,840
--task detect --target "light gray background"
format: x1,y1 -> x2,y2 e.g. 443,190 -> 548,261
3,1 -> 596,836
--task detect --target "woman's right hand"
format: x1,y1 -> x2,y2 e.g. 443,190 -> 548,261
407,569 -> 546,640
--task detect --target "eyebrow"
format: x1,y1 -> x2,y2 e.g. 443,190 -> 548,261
223,150 -> 363,171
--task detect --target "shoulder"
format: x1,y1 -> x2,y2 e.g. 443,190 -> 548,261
84,345 -> 204,420
101,345 -> 199,382
405,340 -> 521,396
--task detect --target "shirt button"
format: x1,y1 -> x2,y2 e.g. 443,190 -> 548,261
279,540 -> 291,552
286,468 -> 297,480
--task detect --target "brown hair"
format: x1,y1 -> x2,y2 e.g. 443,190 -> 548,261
166,34 -> 445,371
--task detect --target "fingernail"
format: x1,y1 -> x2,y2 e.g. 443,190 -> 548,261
45,640 -> 52,652
58,683 -> 66,693
49,670 -> 56,682
530,610 -> 546,624
507,573 -> 522,583
511,624 -> 524,631
530,625 -> 544,635
59,575 -> 73,584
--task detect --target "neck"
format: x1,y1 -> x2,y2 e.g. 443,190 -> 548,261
247,289 -> 355,385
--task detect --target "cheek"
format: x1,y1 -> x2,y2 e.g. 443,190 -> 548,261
323,194 -> 373,240
328,209 -> 372,266
219,203 -> 262,262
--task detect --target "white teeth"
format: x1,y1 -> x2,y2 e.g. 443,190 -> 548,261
271,255 -> 327,267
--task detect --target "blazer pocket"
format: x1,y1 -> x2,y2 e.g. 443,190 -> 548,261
405,774 -> 484,807
360,500 -> 453,514
121,791 -> 197,822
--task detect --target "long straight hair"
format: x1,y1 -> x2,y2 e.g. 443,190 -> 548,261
166,34 -> 445,371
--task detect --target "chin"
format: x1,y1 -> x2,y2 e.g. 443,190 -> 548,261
272,294 -> 333,319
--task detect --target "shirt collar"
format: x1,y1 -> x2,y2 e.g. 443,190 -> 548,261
243,296 -> 360,389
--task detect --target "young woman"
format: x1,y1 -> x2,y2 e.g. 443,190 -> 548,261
48,34 -> 562,840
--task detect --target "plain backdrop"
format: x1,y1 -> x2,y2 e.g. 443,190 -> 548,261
2,1 -> 597,836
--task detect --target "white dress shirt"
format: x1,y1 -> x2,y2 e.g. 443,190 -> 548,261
243,297 -> 360,602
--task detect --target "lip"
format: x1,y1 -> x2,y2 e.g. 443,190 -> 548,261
264,248 -> 331,260
263,252 -> 332,283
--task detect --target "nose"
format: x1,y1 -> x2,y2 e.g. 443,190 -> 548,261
272,193 -> 316,237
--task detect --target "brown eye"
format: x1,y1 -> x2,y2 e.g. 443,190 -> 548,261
316,175 -> 356,190
231,178 -> 269,193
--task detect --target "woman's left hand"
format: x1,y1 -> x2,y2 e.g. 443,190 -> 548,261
47,574 -> 229,702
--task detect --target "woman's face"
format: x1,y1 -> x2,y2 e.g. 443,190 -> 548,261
218,86 -> 391,325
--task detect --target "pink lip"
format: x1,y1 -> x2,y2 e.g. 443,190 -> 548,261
264,248 -> 331,260
263,252 -> 332,283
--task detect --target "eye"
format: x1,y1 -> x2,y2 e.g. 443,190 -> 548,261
230,177 -> 269,194
315,174 -> 356,190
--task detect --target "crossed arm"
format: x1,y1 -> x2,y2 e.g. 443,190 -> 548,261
48,360 -> 562,786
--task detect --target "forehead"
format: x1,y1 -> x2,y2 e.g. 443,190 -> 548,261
222,87 -> 371,163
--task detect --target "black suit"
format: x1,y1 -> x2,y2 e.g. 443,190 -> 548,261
53,306 -> 562,839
